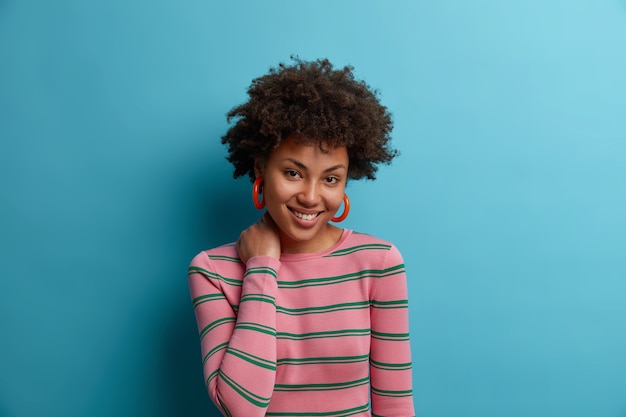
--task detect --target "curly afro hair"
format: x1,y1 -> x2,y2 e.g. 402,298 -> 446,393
221,57 -> 397,182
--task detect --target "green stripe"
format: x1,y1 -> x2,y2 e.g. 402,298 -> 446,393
206,369 -> 218,386
278,328 -> 369,341
266,403 -> 370,417
278,354 -> 369,366
370,299 -> 409,309
277,264 -> 405,289
274,376 -> 369,392
371,386 -> 413,397
370,358 -> 412,371
325,243 -> 391,257
199,317 -> 236,339
219,370 -> 272,408
371,330 -> 410,341
234,321 -> 276,336
277,300 -> 369,316
240,293 -> 275,305
203,341 -> 228,365
218,398 -> 233,417
226,347 -> 276,370
189,266 -> 242,287
208,254 -> 242,263
244,266 -> 277,278
192,293 -> 226,308
274,299 -> 407,316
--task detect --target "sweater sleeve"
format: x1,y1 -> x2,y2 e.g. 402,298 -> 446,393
188,252 -> 280,417
369,245 -> 415,417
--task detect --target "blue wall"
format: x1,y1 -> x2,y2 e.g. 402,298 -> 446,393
1,1 -> 625,416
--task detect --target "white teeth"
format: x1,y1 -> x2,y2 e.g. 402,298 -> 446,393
293,210 -> 317,221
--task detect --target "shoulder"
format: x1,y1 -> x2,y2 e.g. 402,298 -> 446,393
327,231 -> 404,268
189,243 -> 242,271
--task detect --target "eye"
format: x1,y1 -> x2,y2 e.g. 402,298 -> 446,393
324,176 -> 340,184
285,170 -> 301,179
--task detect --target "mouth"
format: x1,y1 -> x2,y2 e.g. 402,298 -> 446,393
289,208 -> 322,221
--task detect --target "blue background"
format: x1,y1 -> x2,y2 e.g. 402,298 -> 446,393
1,1 -> 625,416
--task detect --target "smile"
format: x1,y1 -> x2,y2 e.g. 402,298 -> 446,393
290,209 -> 320,221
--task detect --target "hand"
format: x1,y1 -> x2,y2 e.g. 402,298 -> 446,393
237,212 -> 281,264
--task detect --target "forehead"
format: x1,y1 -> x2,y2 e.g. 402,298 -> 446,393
268,136 -> 348,168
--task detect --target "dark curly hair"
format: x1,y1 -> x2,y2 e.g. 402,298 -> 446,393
221,57 -> 397,181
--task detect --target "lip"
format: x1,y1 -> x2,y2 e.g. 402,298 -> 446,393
288,206 -> 322,216
288,207 -> 323,227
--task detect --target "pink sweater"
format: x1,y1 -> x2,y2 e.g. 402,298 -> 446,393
188,229 -> 415,417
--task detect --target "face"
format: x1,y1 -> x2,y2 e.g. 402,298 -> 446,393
256,136 -> 349,254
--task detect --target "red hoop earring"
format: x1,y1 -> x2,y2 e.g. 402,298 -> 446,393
331,194 -> 350,222
252,177 -> 265,209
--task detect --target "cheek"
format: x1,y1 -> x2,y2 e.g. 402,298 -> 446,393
263,179 -> 289,205
329,191 -> 346,211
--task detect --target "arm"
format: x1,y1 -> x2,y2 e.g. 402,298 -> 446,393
189,252 -> 280,417
369,245 -> 416,417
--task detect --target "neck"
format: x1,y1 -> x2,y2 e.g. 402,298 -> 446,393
280,224 -> 343,254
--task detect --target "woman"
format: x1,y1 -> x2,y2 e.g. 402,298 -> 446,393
189,58 -> 415,417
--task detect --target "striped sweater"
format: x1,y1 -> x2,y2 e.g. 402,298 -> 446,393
188,229 -> 415,417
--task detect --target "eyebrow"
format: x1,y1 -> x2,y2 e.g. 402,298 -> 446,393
284,158 -> 347,173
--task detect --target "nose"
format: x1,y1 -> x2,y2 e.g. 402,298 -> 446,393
297,180 -> 321,207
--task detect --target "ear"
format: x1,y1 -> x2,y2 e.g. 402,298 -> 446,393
254,158 -> 265,178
